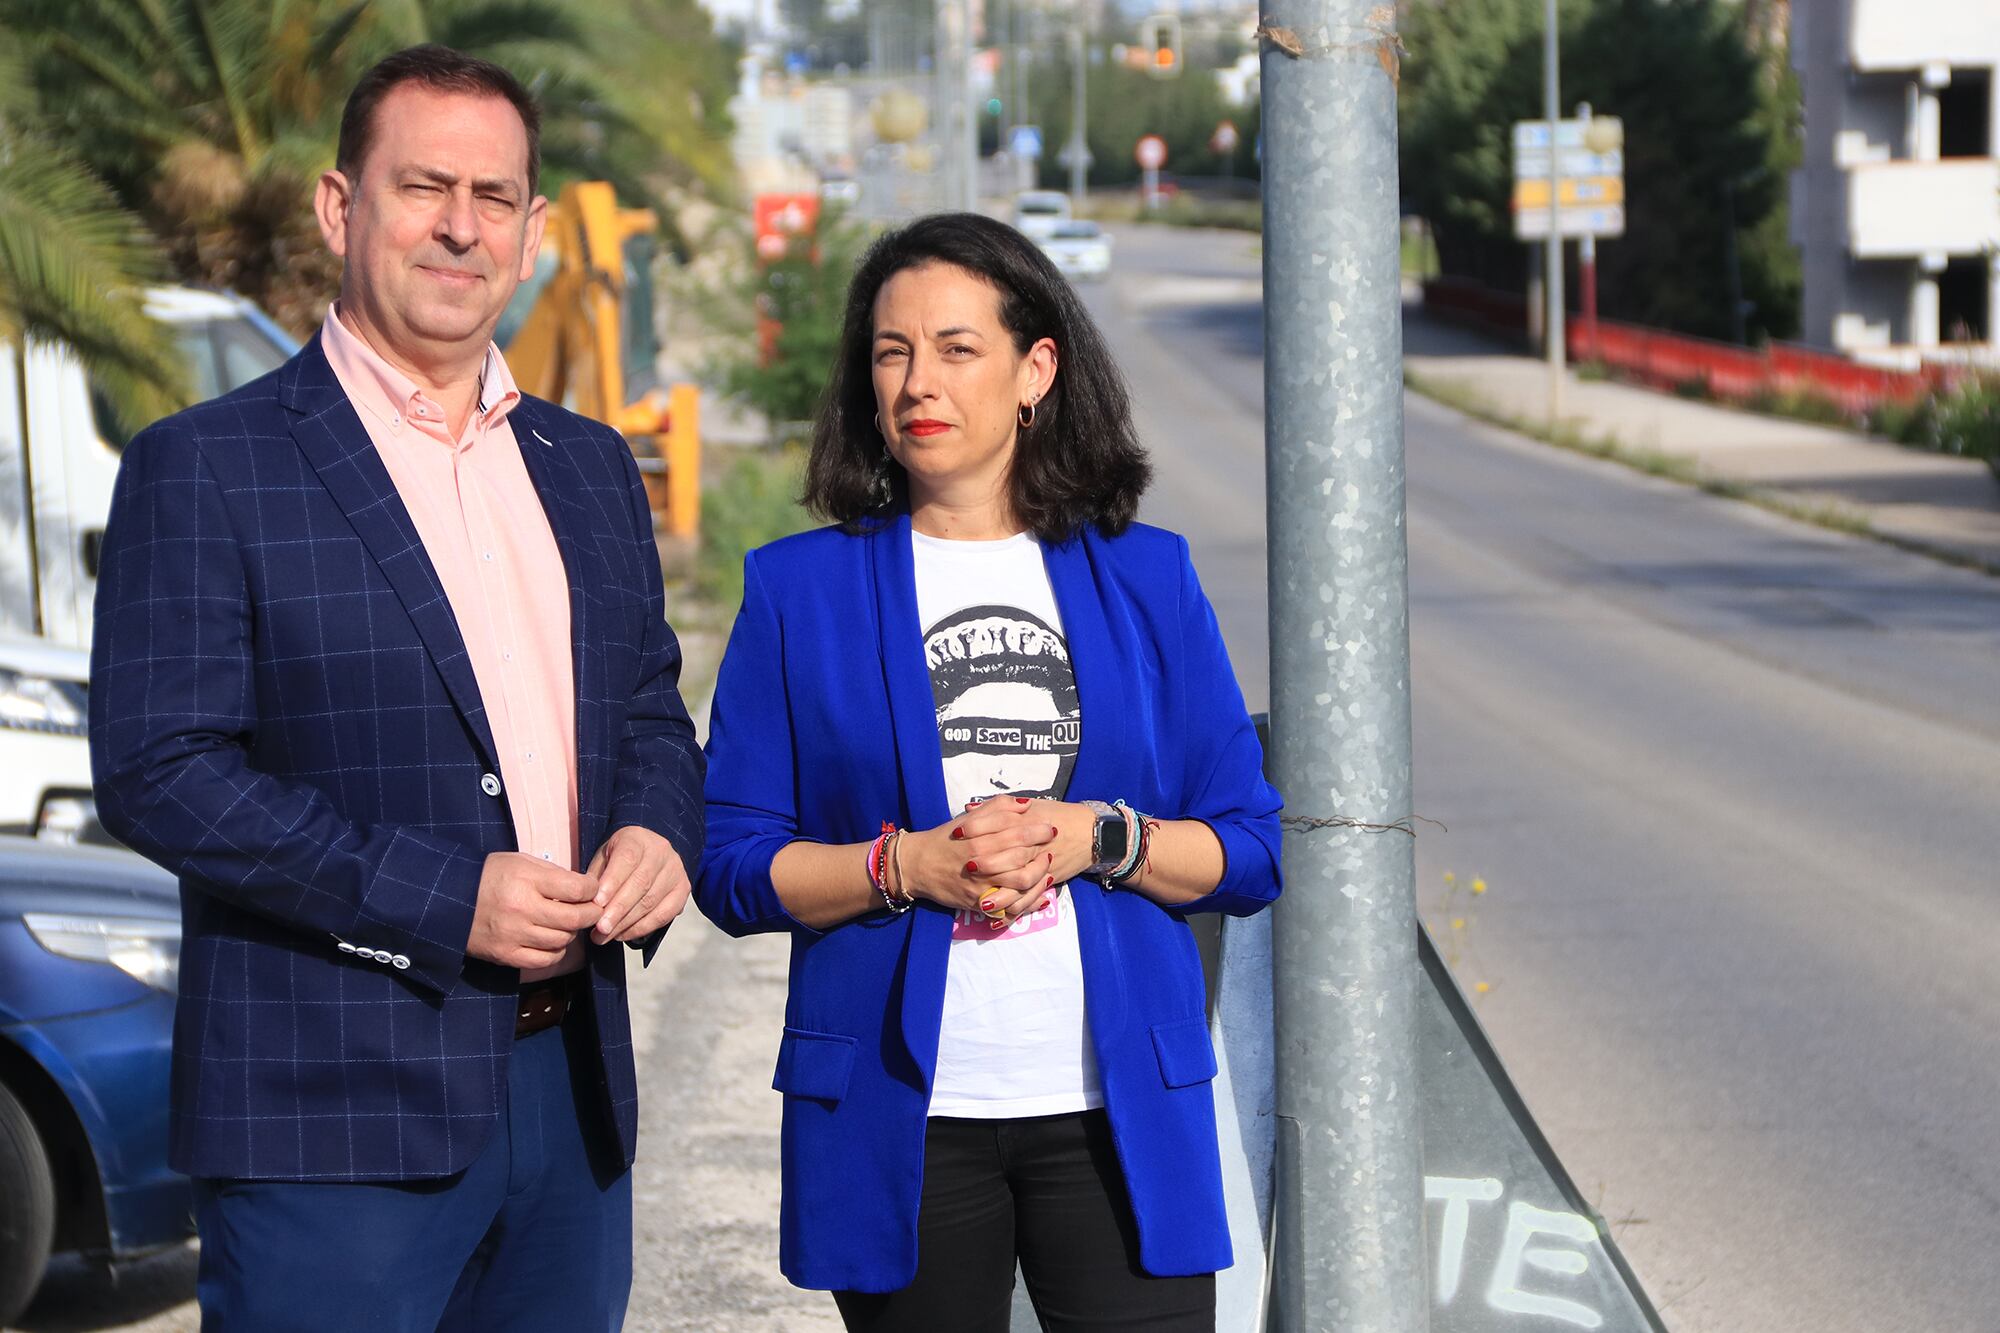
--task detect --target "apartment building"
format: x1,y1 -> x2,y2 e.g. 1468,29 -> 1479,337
1791,0 -> 2000,367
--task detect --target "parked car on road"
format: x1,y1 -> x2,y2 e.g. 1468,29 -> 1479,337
0,838 -> 185,1327
1011,189 -> 1072,241
1038,220 -> 1113,282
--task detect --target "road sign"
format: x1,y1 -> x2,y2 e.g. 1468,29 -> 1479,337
753,193 -> 819,262
1135,134 -> 1167,170
1057,139 -> 1094,171
1514,205 -> 1626,240
1009,124 -> 1044,161
1512,149 -> 1624,180
1211,120 -> 1240,155
1512,117 -> 1626,241
1512,176 -> 1626,209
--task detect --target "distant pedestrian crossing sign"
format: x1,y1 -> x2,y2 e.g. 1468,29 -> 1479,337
1009,125 -> 1044,161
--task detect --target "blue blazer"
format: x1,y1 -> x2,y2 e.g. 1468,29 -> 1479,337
88,333 -> 704,1182
695,514 -> 1281,1291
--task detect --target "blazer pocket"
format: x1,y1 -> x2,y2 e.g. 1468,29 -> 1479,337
771,1026 -> 857,1103
1150,1017 -> 1220,1089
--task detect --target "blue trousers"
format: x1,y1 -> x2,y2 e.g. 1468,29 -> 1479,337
191,1015 -> 633,1332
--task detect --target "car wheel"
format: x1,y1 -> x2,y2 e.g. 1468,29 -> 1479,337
0,1081 -> 55,1326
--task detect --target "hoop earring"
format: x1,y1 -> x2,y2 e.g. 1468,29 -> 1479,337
1017,401 -> 1036,429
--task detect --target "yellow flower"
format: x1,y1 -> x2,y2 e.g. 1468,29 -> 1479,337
1443,870 -> 1457,885
1451,917 -> 1465,931
1471,878 -> 1487,896
1474,982 -> 1491,994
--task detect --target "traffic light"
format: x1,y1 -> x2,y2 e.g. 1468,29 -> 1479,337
1140,13 -> 1182,79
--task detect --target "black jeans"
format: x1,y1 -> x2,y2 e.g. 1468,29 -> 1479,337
832,1110 -> 1215,1333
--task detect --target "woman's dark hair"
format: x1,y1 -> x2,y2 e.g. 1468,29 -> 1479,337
803,212 -> 1151,543
338,45 -> 543,195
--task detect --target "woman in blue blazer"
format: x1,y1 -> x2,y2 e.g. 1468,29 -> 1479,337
696,213 -> 1281,1332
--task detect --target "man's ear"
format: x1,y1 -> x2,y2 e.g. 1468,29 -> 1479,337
315,170 -> 355,258
519,194 -> 549,282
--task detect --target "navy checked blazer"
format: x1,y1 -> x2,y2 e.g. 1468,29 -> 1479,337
88,332 -> 703,1182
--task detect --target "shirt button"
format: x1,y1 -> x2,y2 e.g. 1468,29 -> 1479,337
525,751 -> 536,762
480,773 -> 502,797
503,650 -> 514,661
483,551 -> 495,562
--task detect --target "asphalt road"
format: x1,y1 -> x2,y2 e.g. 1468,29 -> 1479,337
1093,222 -> 2000,1333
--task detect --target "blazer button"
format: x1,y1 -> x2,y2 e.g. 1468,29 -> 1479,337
336,941 -> 356,953
480,773 -> 502,797
391,954 -> 411,970
371,949 -> 393,964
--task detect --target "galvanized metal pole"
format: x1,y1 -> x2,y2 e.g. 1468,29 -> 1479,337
1260,1 -> 1427,1329
1544,0 -> 1566,424
1068,20 -> 1088,204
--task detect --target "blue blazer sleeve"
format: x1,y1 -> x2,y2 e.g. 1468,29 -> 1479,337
88,420 -> 484,996
1166,536 -> 1282,917
693,550 -> 822,938
599,434 -> 707,958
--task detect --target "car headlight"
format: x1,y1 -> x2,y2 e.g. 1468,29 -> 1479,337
0,668 -> 88,736
24,914 -> 180,992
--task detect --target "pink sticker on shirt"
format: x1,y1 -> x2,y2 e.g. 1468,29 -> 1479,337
953,886 -> 1065,941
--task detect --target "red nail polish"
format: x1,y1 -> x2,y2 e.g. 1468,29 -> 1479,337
1045,875 -> 1055,887
965,860 -> 978,873
950,828 -> 963,840
1016,796 -> 1030,805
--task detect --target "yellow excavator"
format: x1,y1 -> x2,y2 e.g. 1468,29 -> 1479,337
501,181 -> 700,542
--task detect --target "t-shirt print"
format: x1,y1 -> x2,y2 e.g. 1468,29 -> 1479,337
923,604 -> 1081,940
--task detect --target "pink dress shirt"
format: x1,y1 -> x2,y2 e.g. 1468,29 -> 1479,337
322,307 -> 583,978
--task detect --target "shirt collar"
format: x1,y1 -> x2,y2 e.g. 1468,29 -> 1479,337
321,303 -> 522,446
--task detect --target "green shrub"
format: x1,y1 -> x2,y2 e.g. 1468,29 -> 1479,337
1925,374 -> 2000,461
696,447 -> 814,609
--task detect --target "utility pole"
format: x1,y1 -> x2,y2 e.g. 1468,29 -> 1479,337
1260,0 -> 1428,1328
1067,18 -> 1088,203
1578,101 -> 1599,362
1543,0 -> 1566,425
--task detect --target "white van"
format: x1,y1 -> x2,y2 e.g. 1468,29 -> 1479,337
0,287 -> 297,837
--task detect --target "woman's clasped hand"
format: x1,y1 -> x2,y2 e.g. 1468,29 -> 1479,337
897,796 -> 1096,923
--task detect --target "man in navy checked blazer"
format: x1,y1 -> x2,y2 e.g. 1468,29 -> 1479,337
88,46 -> 702,1331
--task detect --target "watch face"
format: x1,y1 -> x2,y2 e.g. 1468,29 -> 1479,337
1096,814 -> 1129,865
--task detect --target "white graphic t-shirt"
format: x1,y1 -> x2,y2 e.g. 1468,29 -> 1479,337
913,530 -> 1102,1118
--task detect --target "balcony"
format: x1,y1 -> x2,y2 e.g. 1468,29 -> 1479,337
1851,0 -> 2000,70
1848,159 -> 2000,259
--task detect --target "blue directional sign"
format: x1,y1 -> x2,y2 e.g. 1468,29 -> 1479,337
1009,124 -> 1044,161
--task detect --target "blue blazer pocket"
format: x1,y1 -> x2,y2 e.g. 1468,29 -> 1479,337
1150,1017 -> 1220,1088
772,1027 -> 857,1103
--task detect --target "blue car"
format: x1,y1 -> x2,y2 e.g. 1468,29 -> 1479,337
0,836 -> 186,1326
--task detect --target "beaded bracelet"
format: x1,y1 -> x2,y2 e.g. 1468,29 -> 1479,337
870,822 -> 912,913
1105,801 -> 1152,885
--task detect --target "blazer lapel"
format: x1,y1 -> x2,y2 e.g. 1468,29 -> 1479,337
510,399 -> 596,829
1042,530 -> 1130,1043
283,335 -> 499,768
872,515 -> 955,1081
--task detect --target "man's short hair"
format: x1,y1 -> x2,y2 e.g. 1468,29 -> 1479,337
336,44 -> 543,195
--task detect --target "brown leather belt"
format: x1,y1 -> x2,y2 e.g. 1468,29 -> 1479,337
516,974 -> 582,1039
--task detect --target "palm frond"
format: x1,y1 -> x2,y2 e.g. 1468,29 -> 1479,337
0,132 -> 186,428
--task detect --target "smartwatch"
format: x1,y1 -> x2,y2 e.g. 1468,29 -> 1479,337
1082,799 -> 1129,877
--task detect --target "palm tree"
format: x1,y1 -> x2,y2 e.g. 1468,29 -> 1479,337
0,48 -> 184,435
4,0 -> 741,335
